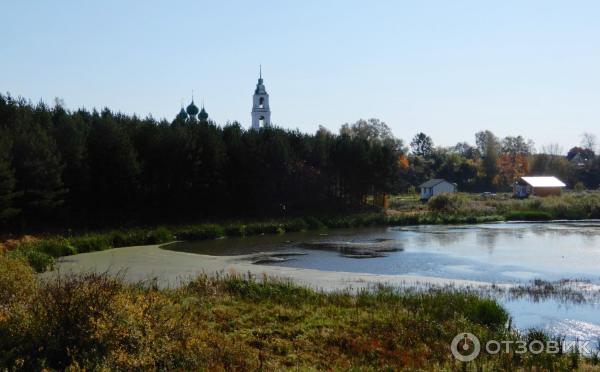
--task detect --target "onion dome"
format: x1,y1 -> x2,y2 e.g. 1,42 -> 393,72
176,107 -> 188,121
186,100 -> 199,116
199,107 -> 208,121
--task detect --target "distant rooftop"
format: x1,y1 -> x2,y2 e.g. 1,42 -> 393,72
419,179 -> 451,188
520,176 -> 566,188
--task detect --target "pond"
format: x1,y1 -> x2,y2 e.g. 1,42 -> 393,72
167,221 -> 600,341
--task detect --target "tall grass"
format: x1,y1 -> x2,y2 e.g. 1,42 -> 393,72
0,256 -> 591,371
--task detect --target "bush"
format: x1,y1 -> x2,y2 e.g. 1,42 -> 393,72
427,193 -> 464,213
69,235 -> 112,253
108,230 -> 141,247
470,298 -> 509,330
386,214 -> 420,226
224,224 -> 247,237
8,248 -> 55,273
25,238 -> 76,258
0,255 -> 37,304
282,218 -> 308,232
402,291 -> 509,331
304,216 -> 326,230
25,273 -> 125,370
574,182 -> 586,192
504,210 -> 553,221
244,222 -> 283,235
144,226 -> 174,244
525,198 -> 543,210
176,224 -> 225,240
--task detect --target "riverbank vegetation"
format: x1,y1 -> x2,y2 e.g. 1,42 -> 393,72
2,94 -> 600,235
1,254 -> 596,370
4,191 -> 600,272
421,191 -> 600,221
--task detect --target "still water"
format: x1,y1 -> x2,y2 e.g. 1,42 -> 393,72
168,221 -> 600,341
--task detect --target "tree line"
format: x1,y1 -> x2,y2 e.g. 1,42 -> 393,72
1,93 -> 598,231
403,130 -> 600,193
0,95 -> 400,230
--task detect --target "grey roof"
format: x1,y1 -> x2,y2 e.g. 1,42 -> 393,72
419,179 -> 450,188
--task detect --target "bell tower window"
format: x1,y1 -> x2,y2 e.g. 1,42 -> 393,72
259,97 -> 264,108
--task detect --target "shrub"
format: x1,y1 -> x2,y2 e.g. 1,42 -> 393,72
69,235 -> 112,253
504,210 -> 553,221
401,291 -> 508,331
0,255 -> 37,304
108,230 -> 141,247
282,218 -> 308,232
470,298 -> 509,330
176,224 -> 225,240
145,226 -> 174,244
8,248 -> 55,273
524,198 -> 543,210
244,222 -> 283,235
24,273 -> 125,370
224,224 -> 247,237
427,193 -> 464,213
386,214 -> 420,226
304,216 -> 326,230
25,238 -> 76,258
590,204 -> 600,219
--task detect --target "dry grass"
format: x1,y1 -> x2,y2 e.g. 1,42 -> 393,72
1,255 -> 598,370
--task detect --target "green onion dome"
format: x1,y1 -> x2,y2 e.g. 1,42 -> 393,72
199,107 -> 208,121
186,101 -> 199,116
176,107 -> 188,121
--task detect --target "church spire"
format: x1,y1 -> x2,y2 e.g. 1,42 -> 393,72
251,65 -> 270,130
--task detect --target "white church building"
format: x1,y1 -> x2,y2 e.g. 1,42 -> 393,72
251,66 -> 271,130
176,66 -> 272,130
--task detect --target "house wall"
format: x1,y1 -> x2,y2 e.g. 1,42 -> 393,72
532,187 -> 562,197
422,182 -> 456,200
420,187 -> 432,200
433,182 -> 456,196
513,184 -> 531,198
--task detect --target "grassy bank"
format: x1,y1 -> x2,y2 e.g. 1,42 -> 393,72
0,255 -> 594,370
399,190 -> 600,221
3,213 -> 504,273
4,191 -> 599,273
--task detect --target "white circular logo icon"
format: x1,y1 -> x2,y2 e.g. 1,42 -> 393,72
451,332 -> 481,362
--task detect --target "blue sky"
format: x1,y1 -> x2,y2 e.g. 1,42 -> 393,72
2,1 -> 599,150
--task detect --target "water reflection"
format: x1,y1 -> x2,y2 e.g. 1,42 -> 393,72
167,221 -> 600,283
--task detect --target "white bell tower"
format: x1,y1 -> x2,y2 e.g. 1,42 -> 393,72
251,65 -> 271,130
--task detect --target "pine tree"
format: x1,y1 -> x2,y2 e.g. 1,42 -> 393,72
10,108 -> 66,220
0,136 -> 21,221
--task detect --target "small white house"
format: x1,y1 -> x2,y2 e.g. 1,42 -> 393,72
419,179 -> 457,200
